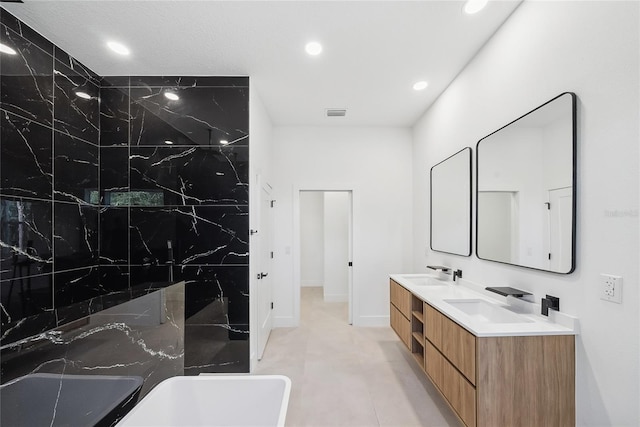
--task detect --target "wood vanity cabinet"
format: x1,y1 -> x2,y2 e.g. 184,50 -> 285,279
390,281 -> 575,427
390,280 -> 411,349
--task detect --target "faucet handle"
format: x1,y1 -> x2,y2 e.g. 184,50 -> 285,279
541,295 -> 560,316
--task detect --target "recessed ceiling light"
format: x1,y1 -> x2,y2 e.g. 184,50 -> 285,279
75,91 -> 91,100
413,81 -> 429,91
220,140 -> 229,145
164,140 -> 174,145
107,41 -> 130,56
464,0 -> 488,14
0,43 -> 17,55
305,41 -> 323,56
164,92 -> 179,101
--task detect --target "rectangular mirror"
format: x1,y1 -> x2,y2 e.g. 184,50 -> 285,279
430,147 -> 472,256
476,92 -> 576,273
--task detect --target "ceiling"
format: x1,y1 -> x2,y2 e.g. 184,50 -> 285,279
2,0 -> 522,127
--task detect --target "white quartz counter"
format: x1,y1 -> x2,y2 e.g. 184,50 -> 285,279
390,274 -> 578,337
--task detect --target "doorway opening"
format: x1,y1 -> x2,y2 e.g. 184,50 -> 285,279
298,190 -> 353,325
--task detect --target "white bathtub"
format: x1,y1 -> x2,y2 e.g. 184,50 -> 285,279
116,375 -> 291,427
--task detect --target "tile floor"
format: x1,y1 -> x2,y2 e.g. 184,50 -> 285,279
253,287 -> 462,427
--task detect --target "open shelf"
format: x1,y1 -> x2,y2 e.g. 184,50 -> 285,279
412,331 -> 424,343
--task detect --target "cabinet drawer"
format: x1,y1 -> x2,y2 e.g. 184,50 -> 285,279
425,303 -> 476,385
426,340 -> 476,427
390,304 -> 411,349
425,303 -> 443,349
390,280 -> 411,318
441,315 -> 476,385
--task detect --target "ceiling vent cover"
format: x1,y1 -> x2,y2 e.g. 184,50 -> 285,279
326,108 -> 347,117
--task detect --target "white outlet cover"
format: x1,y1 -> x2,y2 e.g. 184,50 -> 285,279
600,274 -> 623,304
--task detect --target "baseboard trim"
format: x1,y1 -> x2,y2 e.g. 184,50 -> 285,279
273,316 -> 297,328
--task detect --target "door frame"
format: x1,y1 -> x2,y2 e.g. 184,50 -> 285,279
293,184 -> 356,325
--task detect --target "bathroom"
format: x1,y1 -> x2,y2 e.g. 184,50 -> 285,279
0,1 -> 638,426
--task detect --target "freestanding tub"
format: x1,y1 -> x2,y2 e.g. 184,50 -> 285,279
116,375 -> 292,427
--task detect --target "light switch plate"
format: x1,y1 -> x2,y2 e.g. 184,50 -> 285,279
600,274 -> 622,303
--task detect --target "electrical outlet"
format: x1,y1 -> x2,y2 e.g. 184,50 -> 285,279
600,274 -> 622,304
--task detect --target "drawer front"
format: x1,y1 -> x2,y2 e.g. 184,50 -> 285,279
390,304 -> 411,349
390,280 -> 411,318
426,340 -> 476,427
425,303 -> 443,349
441,315 -> 476,385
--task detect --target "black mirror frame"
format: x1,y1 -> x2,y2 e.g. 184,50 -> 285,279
430,146 -> 473,257
475,92 -> 577,274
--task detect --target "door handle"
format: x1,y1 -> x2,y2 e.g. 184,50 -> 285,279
258,272 -> 269,279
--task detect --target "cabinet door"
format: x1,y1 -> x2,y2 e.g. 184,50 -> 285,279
390,280 -> 411,318
390,304 -> 411,349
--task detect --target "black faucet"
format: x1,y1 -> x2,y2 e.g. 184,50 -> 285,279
541,295 -> 560,316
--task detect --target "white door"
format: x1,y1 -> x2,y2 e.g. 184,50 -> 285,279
548,187 -> 572,272
257,182 -> 273,360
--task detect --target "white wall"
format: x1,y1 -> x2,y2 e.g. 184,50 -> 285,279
271,126 -> 413,327
323,191 -> 349,302
412,2 -> 639,425
300,191 -> 325,287
248,86 -> 274,370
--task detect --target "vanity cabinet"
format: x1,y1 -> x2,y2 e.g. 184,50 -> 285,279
390,280 -> 411,349
390,281 -> 575,427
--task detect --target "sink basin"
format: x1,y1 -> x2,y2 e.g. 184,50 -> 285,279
116,375 -> 291,427
397,274 -> 448,287
443,299 -> 534,324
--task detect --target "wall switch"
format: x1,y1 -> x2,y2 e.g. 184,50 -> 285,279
600,274 -> 622,304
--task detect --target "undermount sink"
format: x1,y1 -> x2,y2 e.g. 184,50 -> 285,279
443,299 -> 534,324
396,274 -> 448,287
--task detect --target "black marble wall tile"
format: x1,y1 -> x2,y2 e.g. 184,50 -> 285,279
130,265 -> 173,289
0,24 -> 53,126
130,146 -> 248,206
54,48 -> 100,85
54,132 -> 98,204
99,207 -> 128,264
184,324 -> 249,375
53,203 -> 98,270
129,76 -> 248,88
53,61 -> 100,143
0,308 -> 56,346
1,111 -> 53,199
0,198 -> 53,281
99,87 -> 129,146
129,86 -> 248,147
178,266 -> 249,323
100,75 -> 130,88
100,147 -> 129,200
1,283 -> 185,405
98,265 -> 130,297
53,266 -> 100,308
130,206 -> 248,266
0,11 -> 53,57
0,273 -> 53,326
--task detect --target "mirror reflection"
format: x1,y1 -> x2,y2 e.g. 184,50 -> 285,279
430,147 -> 472,256
476,92 -> 576,273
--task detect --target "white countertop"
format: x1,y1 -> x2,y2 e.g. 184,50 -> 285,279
390,274 -> 578,337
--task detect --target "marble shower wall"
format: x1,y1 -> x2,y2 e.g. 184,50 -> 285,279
100,76 -> 250,373
0,10 -> 101,336
1,7 -> 250,377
